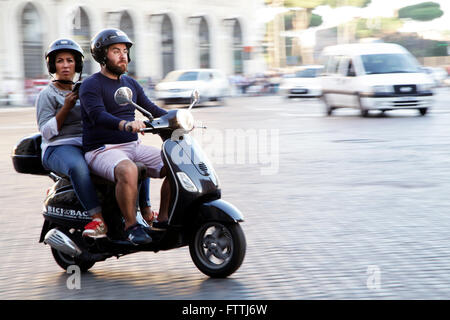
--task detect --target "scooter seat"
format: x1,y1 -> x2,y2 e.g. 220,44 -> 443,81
49,161 -> 147,186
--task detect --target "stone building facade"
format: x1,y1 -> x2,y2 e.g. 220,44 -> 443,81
0,0 -> 265,105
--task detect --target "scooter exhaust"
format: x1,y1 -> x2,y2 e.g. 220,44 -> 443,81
44,229 -> 82,257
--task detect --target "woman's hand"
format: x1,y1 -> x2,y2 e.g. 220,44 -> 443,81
56,91 -> 78,131
63,91 -> 79,109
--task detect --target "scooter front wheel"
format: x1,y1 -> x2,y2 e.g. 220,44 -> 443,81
189,221 -> 246,278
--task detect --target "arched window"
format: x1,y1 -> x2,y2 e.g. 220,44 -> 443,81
199,17 -> 210,68
232,19 -> 243,74
72,7 -> 91,75
120,11 -> 136,76
161,14 -> 175,77
21,3 -> 43,79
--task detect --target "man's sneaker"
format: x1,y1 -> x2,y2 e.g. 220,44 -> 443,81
83,218 -> 107,238
126,224 -> 152,245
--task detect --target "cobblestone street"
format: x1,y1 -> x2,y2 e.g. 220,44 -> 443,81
2,90 -> 450,299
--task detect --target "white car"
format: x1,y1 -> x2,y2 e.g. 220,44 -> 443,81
154,69 -> 230,106
279,65 -> 324,98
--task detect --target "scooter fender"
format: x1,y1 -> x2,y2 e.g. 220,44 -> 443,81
39,219 -> 52,243
197,199 -> 244,224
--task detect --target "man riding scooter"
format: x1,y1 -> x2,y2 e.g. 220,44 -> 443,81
79,28 -> 171,245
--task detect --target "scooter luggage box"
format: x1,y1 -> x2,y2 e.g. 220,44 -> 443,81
12,132 -> 48,175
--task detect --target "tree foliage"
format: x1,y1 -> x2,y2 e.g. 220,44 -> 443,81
309,13 -> 323,27
383,32 -> 448,57
398,2 -> 443,21
325,0 -> 371,8
283,0 -> 324,9
282,0 -> 371,8
355,17 -> 403,39
266,0 -> 370,31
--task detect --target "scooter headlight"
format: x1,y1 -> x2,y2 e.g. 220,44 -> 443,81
176,172 -> 198,192
176,110 -> 194,131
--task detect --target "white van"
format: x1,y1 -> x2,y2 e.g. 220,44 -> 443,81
320,43 -> 434,116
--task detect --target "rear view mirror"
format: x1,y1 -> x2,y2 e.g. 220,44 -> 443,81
191,90 -> 200,104
114,87 -> 133,105
188,90 -> 200,110
114,86 -> 154,120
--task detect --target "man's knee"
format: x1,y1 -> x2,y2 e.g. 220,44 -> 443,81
114,160 -> 138,184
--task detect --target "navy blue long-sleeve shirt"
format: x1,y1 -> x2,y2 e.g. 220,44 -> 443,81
79,72 -> 167,152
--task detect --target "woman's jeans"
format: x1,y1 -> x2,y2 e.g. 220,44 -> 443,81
43,145 -> 152,217
139,177 -> 151,209
43,145 -> 101,216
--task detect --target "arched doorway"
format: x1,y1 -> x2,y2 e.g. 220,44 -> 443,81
199,17 -> 210,68
161,14 -> 175,77
120,11 -> 136,76
232,19 -> 243,74
21,2 -> 43,79
72,7 -> 91,75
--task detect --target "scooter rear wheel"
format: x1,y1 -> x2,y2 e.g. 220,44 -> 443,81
189,221 -> 246,278
51,247 -> 96,272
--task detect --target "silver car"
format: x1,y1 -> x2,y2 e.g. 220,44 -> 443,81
279,65 -> 324,99
155,69 -> 230,106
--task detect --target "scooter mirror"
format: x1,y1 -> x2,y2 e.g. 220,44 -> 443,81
191,90 -> 200,104
114,87 -> 133,106
188,90 -> 200,110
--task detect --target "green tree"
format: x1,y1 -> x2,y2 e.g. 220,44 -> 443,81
325,0 -> 371,8
284,0 -> 323,8
398,2 -> 443,21
283,0 -> 324,28
284,0 -> 370,7
266,0 -> 371,28
383,32 -> 448,57
309,13 -> 323,27
355,17 -> 403,39
264,0 -> 372,66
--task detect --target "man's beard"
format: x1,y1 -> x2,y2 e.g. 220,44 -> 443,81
105,59 -> 127,76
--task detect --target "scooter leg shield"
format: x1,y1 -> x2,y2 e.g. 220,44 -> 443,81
197,199 -> 244,223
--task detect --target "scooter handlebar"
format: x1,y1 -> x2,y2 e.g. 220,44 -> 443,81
137,120 -> 155,133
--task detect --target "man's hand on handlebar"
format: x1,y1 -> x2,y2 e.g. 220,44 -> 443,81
120,120 -> 147,135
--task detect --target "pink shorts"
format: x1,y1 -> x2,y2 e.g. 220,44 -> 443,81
84,140 -> 164,182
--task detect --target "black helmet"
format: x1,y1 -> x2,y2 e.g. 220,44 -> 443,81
45,38 -> 84,74
90,28 -> 133,65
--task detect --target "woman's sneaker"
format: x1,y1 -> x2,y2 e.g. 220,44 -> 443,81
82,218 -> 107,238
